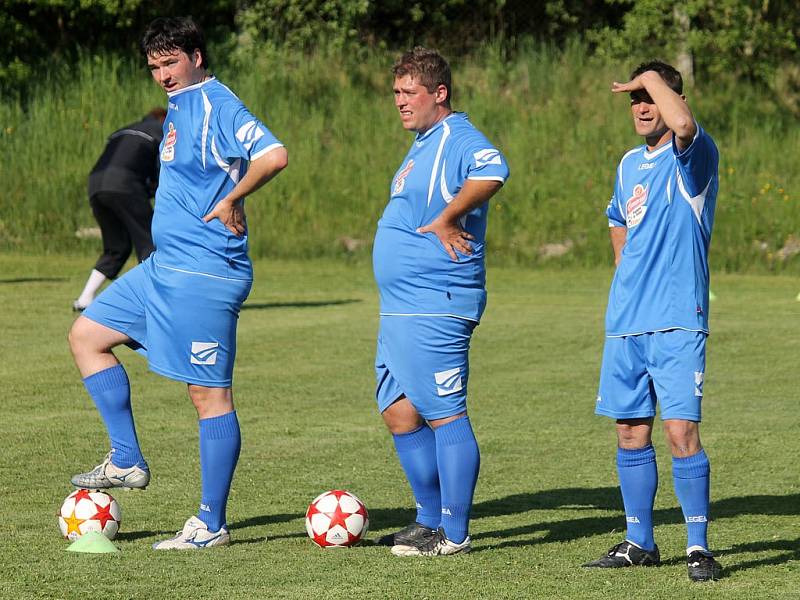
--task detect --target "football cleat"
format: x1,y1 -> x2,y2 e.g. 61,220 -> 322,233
687,550 -> 722,581
152,516 -> 230,550
391,527 -> 471,557
583,540 -> 661,568
71,450 -> 150,490
377,522 -> 437,547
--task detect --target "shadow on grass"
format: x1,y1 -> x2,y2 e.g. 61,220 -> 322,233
116,530 -> 160,541
242,299 -> 361,310
0,277 -> 68,284
222,489 -> 800,569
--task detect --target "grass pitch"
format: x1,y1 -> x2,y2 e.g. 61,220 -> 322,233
1,254 -> 798,599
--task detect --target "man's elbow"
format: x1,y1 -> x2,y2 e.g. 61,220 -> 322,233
673,117 -> 696,141
268,147 -> 288,173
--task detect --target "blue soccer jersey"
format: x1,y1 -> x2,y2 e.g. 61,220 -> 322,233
372,113 -> 509,322
152,77 -> 283,280
605,124 -> 719,336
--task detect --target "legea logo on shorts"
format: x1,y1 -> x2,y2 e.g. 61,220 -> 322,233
191,341 -> 219,365
434,367 -> 463,396
694,371 -> 704,397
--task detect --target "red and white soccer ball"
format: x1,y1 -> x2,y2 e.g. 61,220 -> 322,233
58,489 -> 121,541
305,490 -> 369,548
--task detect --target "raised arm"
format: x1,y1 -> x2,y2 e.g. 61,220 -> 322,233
612,71 -> 696,151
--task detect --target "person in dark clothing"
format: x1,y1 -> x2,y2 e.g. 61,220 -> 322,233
74,108 -> 167,311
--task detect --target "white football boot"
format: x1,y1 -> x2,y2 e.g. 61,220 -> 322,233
152,516 -> 231,550
391,527 -> 471,556
71,450 -> 150,490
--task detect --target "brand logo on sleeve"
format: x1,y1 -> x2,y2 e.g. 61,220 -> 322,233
434,367 -> 463,396
191,341 -> 219,365
235,120 -> 265,152
161,122 -> 177,162
392,159 -> 415,195
625,183 -> 648,227
473,148 -> 502,167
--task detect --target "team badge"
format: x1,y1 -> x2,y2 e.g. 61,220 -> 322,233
161,122 -> 177,162
392,160 -> 415,195
626,183 -> 648,227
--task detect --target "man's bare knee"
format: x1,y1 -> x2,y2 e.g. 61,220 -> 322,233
663,419 -> 701,457
382,397 -> 424,435
616,417 -> 654,449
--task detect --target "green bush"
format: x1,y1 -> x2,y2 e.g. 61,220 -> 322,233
1,42 -> 798,273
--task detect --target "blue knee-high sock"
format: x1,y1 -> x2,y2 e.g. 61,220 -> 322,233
435,417 -> 480,544
617,445 -> 658,551
392,425 -> 440,529
672,449 -> 711,552
82,365 -> 146,469
198,411 -> 241,532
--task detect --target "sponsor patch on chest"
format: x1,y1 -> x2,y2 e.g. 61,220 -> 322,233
161,122 -> 177,162
626,183 -> 648,227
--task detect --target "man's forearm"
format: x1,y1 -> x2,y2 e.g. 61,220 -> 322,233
609,226 -> 627,266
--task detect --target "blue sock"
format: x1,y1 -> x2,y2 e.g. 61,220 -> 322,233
617,445 -> 658,551
82,365 -> 146,469
672,449 -> 711,552
198,411 -> 241,532
435,416 -> 480,544
392,425 -> 440,529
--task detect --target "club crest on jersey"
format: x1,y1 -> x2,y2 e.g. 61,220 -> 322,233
161,122 -> 177,162
626,183 -> 648,227
393,159 -> 415,195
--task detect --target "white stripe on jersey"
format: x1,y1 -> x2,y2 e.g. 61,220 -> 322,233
210,136 -> 242,184
201,90 -> 212,169
676,168 -> 713,225
439,158 -> 454,203
427,120 -> 451,206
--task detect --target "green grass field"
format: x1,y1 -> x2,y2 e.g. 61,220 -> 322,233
1,254 -> 798,599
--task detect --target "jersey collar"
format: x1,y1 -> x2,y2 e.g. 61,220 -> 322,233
414,112 -> 464,142
642,139 -> 673,160
167,76 -> 216,99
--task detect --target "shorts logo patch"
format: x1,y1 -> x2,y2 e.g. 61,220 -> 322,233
626,516 -> 640,523
473,148 -> 502,167
626,183 -> 648,227
694,371 -> 704,397
434,367 -> 463,396
191,341 -> 219,365
161,122 -> 177,162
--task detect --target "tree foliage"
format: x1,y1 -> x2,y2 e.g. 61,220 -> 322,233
1,0 -> 799,106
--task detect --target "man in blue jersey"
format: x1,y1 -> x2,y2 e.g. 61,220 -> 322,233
373,47 -> 509,557
582,61 -> 722,581
67,17 -> 288,550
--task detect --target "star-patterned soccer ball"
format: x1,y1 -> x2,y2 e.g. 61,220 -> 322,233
58,489 -> 121,541
305,490 -> 369,548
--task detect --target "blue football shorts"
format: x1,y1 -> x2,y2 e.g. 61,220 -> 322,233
83,257 -> 251,387
375,315 -> 477,421
596,329 -> 707,422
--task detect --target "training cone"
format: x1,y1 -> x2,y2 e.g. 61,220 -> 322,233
795,292 -> 800,302
66,531 -> 119,553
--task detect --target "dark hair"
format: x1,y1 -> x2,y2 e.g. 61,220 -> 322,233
146,107 -> 167,123
392,47 -> 452,107
631,61 -> 683,94
141,16 -> 208,68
